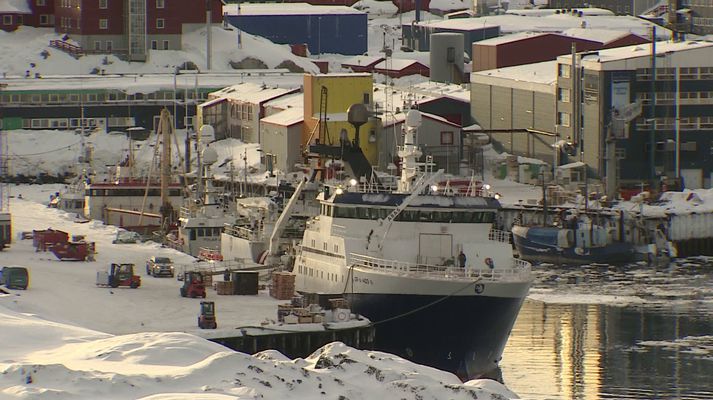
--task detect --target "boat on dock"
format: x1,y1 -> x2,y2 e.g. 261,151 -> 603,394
293,110 -> 533,380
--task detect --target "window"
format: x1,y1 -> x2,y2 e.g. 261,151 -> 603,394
680,67 -> 698,80
36,0 -> 46,5
151,40 -> 157,50
156,0 -> 164,7
700,67 -> 713,79
700,116 -> 713,129
363,93 -> 370,104
162,40 -> 169,50
17,15 -> 23,24
440,131 -> 454,145
99,0 -> 107,8
94,41 -> 101,51
3,15 -> 12,25
156,18 -> 164,29
99,19 -> 108,29
558,112 -> 571,127
558,88 -> 570,103
40,14 -> 49,24
558,63 -> 570,78
106,41 -> 112,52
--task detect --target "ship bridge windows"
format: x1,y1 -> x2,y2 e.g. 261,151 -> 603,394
331,205 -> 496,223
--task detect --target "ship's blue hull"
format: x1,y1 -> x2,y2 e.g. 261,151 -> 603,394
512,227 -> 637,265
332,293 -> 525,381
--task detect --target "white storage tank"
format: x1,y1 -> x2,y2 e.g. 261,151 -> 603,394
429,33 -> 465,84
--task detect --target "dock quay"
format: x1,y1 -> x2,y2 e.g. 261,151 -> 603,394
208,323 -> 375,359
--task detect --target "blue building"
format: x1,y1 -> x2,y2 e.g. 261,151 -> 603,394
224,3 -> 367,56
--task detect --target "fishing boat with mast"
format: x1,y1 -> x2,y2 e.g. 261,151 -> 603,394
293,110 -> 533,380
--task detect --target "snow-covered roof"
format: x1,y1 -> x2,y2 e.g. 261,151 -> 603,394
223,2 -> 365,16
561,28 -> 641,44
210,82 -> 299,104
414,13 -> 669,40
341,55 -> 385,67
413,18 -> 499,31
199,97 -> 227,108
263,91 -> 304,110
475,31 -> 550,46
410,81 -> 470,102
470,60 -> 557,91
0,0 -> 31,14
261,107 -> 304,127
506,7 -> 615,17
0,72 -> 302,93
373,59 -> 428,71
563,40 -> 713,70
381,110 -> 459,128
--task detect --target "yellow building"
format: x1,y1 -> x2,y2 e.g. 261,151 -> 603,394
303,73 -> 377,166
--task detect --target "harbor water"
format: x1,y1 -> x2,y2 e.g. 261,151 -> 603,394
500,259 -> 713,399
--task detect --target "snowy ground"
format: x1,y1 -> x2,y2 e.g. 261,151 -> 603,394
0,188 -> 520,399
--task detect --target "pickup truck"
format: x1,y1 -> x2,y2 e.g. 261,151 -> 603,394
145,256 -> 175,277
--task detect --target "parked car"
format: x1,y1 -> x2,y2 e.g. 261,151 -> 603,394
146,256 -> 175,277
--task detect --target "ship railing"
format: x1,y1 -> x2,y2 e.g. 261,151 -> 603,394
223,223 -> 261,241
488,228 -> 512,243
349,253 -> 531,282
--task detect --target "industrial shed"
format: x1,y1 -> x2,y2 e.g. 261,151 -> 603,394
372,59 -> 430,78
471,29 -> 649,72
402,19 -> 500,55
223,3 -> 367,55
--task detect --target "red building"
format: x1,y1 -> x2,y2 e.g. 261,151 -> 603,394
373,58 -> 429,78
0,0 -> 31,31
472,30 -> 649,72
52,0 -> 223,60
341,55 -> 385,73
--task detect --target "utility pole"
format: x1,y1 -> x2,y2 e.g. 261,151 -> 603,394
649,26 -> 657,189
206,0 -> 212,70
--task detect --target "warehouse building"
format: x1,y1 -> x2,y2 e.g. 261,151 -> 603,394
223,3 -> 367,55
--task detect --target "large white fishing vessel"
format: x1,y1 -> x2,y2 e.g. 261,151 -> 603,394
293,110 -> 533,380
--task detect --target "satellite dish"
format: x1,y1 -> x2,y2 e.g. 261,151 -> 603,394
202,147 -> 219,165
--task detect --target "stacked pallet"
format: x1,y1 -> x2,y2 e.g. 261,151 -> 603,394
270,272 -> 295,300
328,297 -> 349,310
216,280 -> 234,295
202,273 -> 213,287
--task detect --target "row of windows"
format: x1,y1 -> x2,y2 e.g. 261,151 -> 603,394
637,116 -> 713,131
0,90 -> 208,105
636,67 -> 713,80
230,103 -> 254,121
22,117 -> 104,129
640,91 -> 713,105
101,0 -> 165,7
1,14 -> 49,25
324,204 -> 496,223
88,189 -> 182,196
20,117 -> 134,129
99,18 -> 165,30
188,227 -> 221,240
297,264 -> 343,283
693,17 -> 713,27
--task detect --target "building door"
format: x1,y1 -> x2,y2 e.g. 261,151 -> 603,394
418,233 -> 453,265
